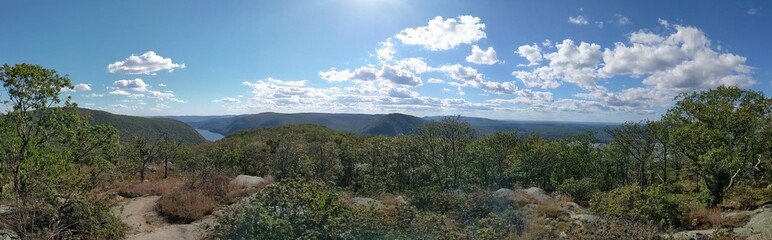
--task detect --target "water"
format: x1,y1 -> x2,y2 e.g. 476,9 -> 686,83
195,128 -> 225,141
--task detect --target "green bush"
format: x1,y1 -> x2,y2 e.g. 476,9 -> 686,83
3,195 -> 126,239
557,178 -> 599,205
591,185 -> 684,229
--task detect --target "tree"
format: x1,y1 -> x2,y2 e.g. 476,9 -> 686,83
665,86 -> 770,206
413,117 -> 474,189
129,136 -> 160,181
607,122 -> 656,188
157,135 -> 182,179
0,64 -> 75,195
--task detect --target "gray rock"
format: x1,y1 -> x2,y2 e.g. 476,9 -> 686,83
560,201 -> 587,215
0,205 -> 10,215
523,203 -> 538,211
494,188 -> 515,199
351,197 -> 383,208
524,187 -> 551,201
0,230 -> 20,240
570,214 -> 600,223
230,175 -> 267,191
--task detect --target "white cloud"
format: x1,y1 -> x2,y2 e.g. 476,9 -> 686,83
427,78 -> 445,84
514,39 -> 602,90
437,64 -> 518,94
615,14 -> 631,25
516,44 -> 543,66
376,39 -> 396,62
568,15 -> 588,25
748,8 -> 758,15
147,90 -> 184,103
396,58 -> 432,74
112,78 -> 149,92
380,65 -> 422,86
107,51 -> 185,75
213,97 -> 240,103
158,83 -> 167,87
595,21 -> 605,29
388,87 -> 419,98
542,39 -> 552,48
465,45 -> 499,65
395,15 -> 486,51
63,83 -> 92,92
108,90 -> 131,96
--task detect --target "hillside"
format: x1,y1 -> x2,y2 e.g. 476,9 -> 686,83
189,112 -> 616,141
79,108 -> 207,144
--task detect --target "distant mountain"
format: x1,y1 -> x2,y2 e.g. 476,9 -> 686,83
158,115 -> 236,124
425,116 -> 617,142
189,112 -> 421,136
360,113 -> 425,136
79,108 -> 207,144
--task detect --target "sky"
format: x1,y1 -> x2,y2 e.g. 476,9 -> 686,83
1,0 -> 770,122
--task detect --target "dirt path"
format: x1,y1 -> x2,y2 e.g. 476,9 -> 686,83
110,196 -> 217,240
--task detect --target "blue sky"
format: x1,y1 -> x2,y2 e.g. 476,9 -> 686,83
1,0 -> 770,122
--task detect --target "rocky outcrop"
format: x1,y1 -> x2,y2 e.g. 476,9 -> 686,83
229,175 -> 267,191
0,230 -> 20,240
351,197 -> 384,208
668,204 -> 772,240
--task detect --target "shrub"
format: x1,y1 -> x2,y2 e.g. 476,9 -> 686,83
156,189 -> 217,223
591,185 -> 684,229
557,178 -> 598,205
3,195 -> 126,239
686,207 -> 723,230
567,218 -> 662,239
116,178 -> 181,198
723,185 -> 772,210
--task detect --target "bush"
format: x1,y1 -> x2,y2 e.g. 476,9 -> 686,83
156,189 -> 217,223
2,195 -> 126,239
557,178 -> 598,205
723,185 -> 772,210
567,218 -> 662,239
116,178 -> 182,198
591,185 -> 684,229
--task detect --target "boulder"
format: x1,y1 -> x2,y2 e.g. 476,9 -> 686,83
230,175 -> 267,191
524,187 -> 551,201
351,197 -> 383,208
494,188 -> 515,199
0,230 -> 20,240
560,202 -> 587,215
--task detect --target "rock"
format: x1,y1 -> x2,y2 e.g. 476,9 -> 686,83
395,195 -> 408,205
0,230 -> 20,240
351,197 -> 383,208
523,203 -> 538,211
570,214 -> 600,223
524,187 -> 551,201
0,205 -> 10,215
560,201 -> 587,215
741,203 -> 772,240
230,175 -> 267,191
143,166 -> 157,173
494,188 -> 515,199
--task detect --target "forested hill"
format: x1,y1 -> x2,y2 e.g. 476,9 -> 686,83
78,108 -> 207,144
186,112 -> 616,142
187,112 -> 425,136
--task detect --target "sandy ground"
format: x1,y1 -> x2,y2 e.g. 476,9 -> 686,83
110,196 -> 217,240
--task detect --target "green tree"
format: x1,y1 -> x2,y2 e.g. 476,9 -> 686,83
665,86 -> 770,206
129,136 -> 160,181
413,117 -> 475,189
0,64 -> 75,195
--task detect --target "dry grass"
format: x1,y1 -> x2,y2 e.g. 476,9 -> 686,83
686,207 -> 724,229
156,189 -> 218,223
721,212 -> 751,228
518,217 -> 553,239
116,177 -> 182,198
381,193 -> 403,206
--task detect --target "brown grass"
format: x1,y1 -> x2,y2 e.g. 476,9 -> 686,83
116,177 -> 182,198
156,189 -> 218,223
686,207 -> 723,229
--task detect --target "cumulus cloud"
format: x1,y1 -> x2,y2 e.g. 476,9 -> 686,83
568,15 -> 588,25
63,83 -> 92,92
107,51 -> 185,75
516,44 -> 543,66
466,45 -> 499,65
388,87 -> 419,98
427,78 -> 445,84
748,8 -> 757,15
380,65 -> 422,86
376,39 -> 396,62
213,97 -> 240,103
511,21 -> 756,113
395,15 -> 486,51
112,78 -> 149,92
614,14 -> 631,25
437,64 -> 518,94
320,65 -> 421,86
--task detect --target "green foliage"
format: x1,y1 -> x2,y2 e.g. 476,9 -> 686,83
665,86 -> 770,206
591,185 -> 684,229
557,178 -> 598,205
79,108 -> 207,144
213,179 -> 350,239
3,195 -> 126,239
